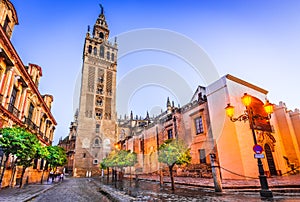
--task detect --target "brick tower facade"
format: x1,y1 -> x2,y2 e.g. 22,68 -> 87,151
73,5 -> 118,177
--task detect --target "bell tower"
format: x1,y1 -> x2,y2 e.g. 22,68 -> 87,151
74,4 -> 118,177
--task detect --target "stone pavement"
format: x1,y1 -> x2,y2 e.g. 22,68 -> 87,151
0,180 -> 60,202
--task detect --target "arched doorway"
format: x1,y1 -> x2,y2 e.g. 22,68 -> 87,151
264,144 -> 277,176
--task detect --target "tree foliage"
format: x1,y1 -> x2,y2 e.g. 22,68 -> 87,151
45,146 -> 67,170
158,139 -> 191,167
101,150 -> 137,169
0,127 -> 41,167
0,127 -> 41,188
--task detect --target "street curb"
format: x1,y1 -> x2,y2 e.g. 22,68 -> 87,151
23,182 -> 61,202
136,178 -> 300,193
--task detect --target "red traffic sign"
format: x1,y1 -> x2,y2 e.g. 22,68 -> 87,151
253,144 -> 263,154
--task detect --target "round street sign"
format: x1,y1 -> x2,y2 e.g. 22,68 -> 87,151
253,144 -> 263,154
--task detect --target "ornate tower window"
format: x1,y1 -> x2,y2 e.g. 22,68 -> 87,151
111,53 -> 115,61
96,96 -> 103,107
95,109 -> 103,120
96,85 -> 103,94
95,124 -> 100,133
99,32 -> 104,39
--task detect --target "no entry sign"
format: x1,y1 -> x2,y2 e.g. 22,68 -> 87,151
253,144 -> 263,154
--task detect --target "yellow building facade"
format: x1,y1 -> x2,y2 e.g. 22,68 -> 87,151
0,0 -> 57,187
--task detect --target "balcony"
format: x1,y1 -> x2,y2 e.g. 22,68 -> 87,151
24,116 -> 39,131
8,103 -> 20,118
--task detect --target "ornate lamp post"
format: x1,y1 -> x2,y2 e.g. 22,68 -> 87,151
225,93 -> 273,198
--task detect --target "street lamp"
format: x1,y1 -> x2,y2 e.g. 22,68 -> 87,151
225,93 -> 273,198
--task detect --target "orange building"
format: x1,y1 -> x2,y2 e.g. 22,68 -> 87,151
0,0 -> 56,187
116,74 -> 300,180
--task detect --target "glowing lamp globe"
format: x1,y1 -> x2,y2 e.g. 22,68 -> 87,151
264,100 -> 274,115
241,93 -> 252,107
225,104 -> 235,118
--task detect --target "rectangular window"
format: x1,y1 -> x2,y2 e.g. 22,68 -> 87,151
195,116 -> 204,135
167,129 -> 173,139
8,87 -> 18,116
28,103 -> 34,120
9,87 -> 17,106
199,149 -> 206,164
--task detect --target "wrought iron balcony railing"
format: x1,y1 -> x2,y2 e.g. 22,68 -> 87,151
24,116 -> 39,131
8,103 -> 20,118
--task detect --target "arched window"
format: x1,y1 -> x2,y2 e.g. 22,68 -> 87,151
94,47 -> 97,55
100,45 -> 104,58
93,137 -> 102,147
99,32 -> 104,39
107,51 -> 110,60
88,45 -> 92,54
111,53 -> 115,61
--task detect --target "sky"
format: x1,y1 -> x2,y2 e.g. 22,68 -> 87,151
10,0 -> 300,145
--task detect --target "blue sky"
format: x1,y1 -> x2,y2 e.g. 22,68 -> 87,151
11,0 -> 300,144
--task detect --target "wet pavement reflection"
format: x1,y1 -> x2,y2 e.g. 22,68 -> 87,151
101,178 -> 300,201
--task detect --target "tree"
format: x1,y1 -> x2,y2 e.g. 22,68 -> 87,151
101,150 -> 137,181
15,131 -> 40,188
35,145 -> 50,184
158,139 -> 191,190
45,146 -> 67,172
0,127 -> 40,188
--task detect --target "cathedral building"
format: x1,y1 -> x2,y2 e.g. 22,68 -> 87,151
72,5 -> 118,177
64,4 -> 300,180
0,0 -> 56,187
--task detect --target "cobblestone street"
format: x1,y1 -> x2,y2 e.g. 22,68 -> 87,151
30,178 -> 110,202
0,175 -> 300,202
